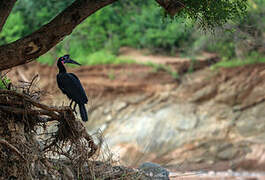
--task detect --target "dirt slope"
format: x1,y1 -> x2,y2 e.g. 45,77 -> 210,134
5,50 -> 265,179
6,48 -> 218,102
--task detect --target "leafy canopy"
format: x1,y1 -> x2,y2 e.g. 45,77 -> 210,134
167,0 -> 248,30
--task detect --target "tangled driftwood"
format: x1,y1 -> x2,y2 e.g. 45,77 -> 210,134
0,76 -> 99,179
0,75 -> 147,179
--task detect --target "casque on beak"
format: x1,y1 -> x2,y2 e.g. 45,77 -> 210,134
63,59 -> 81,66
61,54 -> 81,65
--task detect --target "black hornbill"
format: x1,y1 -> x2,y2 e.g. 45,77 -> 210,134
56,55 -> 88,122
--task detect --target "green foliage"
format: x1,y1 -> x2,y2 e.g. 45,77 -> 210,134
211,52 -> 265,69
37,50 -> 136,66
0,12 -> 25,44
187,58 -> 197,73
0,0 -> 264,68
13,0 -> 74,33
207,39 -> 236,60
37,53 -> 55,65
108,71 -> 116,80
144,62 -> 179,80
179,0 -> 248,30
31,0 -> 195,64
82,51 -> 136,65
0,77 -> 11,89
192,0 -> 265,60
121,3 -> 193,53
49,0 -> 195,59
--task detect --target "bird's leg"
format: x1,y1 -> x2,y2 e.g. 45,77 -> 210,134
69,100 -> 77,114
73,103 -> 77,114
69,100 -> 73,108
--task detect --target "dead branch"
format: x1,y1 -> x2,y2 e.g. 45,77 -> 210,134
0,105 -> 59,119
0,89 -> 70,113
27,74 -> 39,93
0,79 -> 100,178
0,138 -> 26,161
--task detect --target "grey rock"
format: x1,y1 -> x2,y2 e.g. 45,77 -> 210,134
236,103 -> 265,138
103,106 -> 111,114
217,147 -> 238,160
126,94 -> 148,104
115,101 -> 128,111
139,162 -> 169,180
84,66 -> 265,168
189,85 -> 217,102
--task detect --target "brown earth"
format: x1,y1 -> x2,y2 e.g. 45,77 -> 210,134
6,48 -> 218,102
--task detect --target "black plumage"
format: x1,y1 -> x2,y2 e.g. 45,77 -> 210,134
56,55 -> 88,122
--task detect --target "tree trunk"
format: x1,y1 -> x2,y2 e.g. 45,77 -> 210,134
0,0 -> 117,71
0,0 -> 17,32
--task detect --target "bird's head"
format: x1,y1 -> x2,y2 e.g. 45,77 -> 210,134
58,54 -> 81,66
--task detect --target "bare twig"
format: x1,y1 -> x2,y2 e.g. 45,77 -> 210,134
0,89 -> 71,113
0,69 -> 11,79
0,105 -> 59,119
0,138 -> 26,161
27,74 -> 39,94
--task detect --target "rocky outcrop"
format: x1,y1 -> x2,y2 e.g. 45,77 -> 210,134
7,60 -> 265,172
85,64 -> 265,171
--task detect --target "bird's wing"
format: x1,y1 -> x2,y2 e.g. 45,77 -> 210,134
56,74 -> 67,94
69,73 -> 81,81
57,73 -> 88,104
69,73 -> 88,102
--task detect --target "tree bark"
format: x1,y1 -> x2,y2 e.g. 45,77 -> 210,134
155,0 -> 185,16
0,0 -> 17,33
0,0 -> 117,71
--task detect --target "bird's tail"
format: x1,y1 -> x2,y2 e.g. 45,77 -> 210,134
79,104 -> 88,122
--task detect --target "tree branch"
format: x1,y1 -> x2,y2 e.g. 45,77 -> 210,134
155,0 -> 185,16
0,0 -> 117,71
0,0 -> 17,33
0,138 -> 26,161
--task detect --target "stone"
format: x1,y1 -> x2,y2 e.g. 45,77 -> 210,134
126,94 -> 148,104
103,106 -> 111,114
114,101 -> 128,111
236,103 -> 265,138
189,85 -> 217,102
139,162 -> 169,180
154,104 -> 198,131
217,147 -> 238,160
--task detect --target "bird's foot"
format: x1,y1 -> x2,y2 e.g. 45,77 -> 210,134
73,109 -> 77,114
73,103 -> 77,114
69,101 -> 77,114
69,107 -> 77,114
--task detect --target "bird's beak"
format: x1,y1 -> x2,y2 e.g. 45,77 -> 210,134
63,59 -> 81,66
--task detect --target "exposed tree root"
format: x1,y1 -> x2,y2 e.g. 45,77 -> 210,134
0,76 -> 146,179
0,77 -> 100,179
0,138 -> 26,161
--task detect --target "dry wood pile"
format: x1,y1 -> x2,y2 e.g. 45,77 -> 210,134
0,75 -> 144,179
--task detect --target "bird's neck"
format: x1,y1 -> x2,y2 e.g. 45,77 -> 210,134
57,61 -> 67,73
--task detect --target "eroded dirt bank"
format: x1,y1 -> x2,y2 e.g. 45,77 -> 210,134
6,55 -> 265,179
